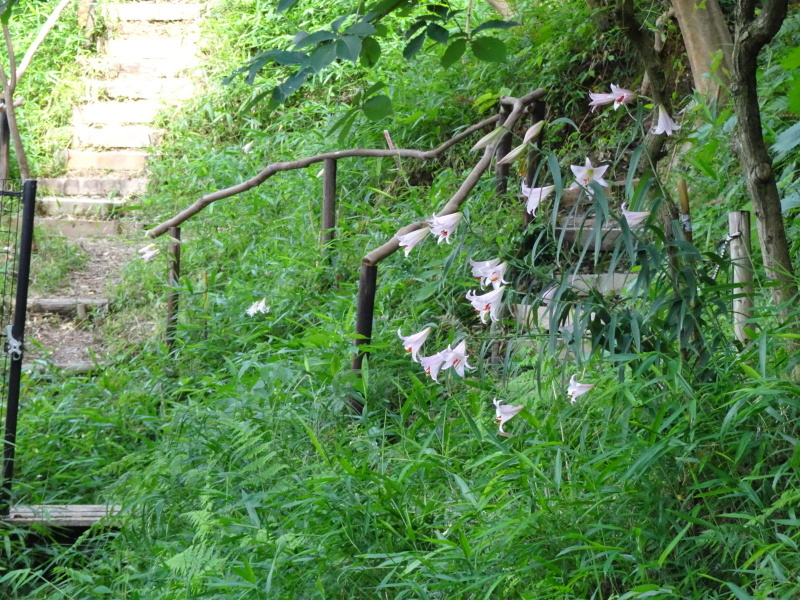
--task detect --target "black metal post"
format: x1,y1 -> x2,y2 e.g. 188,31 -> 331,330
1,179 -> 36,513
320,158 -> 337,258
0,107 -> 10,181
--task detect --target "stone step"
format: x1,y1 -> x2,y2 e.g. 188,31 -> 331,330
557,217 -> 623,251
38,196 -> 130,217
30,297 -> 109,316
40,178 -> 146,197
105,38 -> 197,61
88,77 -> 195,101
66,150 -> 148,172
114,20 -> 195,38
105,2 -> 203,22
72,125 -> 161,148
73,101 -> 162,125
82,56 -> 198,78
37,218 -> 144,238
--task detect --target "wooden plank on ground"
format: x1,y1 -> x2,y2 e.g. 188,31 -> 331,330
4,505 -> 121,527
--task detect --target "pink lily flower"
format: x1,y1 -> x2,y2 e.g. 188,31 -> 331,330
567,374 -> 594,404
441,340 -> 474,377
428,212 -> 463,244
397,327 -> 431,362
621,202 -> 650,228
420,351 -> 447,383
396,227 -> 430,257
493,398 -> 524,437
465,286 -> 505,324
588,84 -> 637,112
651,105 -> 680,136
569,158 -> 609,193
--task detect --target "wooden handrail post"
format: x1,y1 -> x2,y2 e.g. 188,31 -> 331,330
729,211 -> 753,344
348,263 -> 377,413
522,100 -> 546,230
495,104 -> 512,195
166,226 -> 181,352
677,179 -> 693,244
320,158 -> 337,258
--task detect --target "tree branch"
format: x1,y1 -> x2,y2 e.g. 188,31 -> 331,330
362,90 -> 544,266
147,113 -> 507,238
16,0 -> 74,83
0,67 -> 29,180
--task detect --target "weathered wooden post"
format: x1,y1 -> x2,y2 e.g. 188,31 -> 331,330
0,106 -> 10,181
522,100 -> 546,229
352,263 -> 377,372
677,179 -> 693,244
320,158 -> 337,258
165,226 -> 181,351
729,211 -> 753,343
495,104 -> 512,195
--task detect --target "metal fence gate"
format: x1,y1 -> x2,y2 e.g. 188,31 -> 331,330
0,179 -> 37,514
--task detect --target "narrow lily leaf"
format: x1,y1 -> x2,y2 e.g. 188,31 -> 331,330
496,143 -> 528,166
522,120 -> 545,144
471,126 -> 506,151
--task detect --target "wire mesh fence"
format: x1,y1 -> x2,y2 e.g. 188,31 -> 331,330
0,179 -> 36,514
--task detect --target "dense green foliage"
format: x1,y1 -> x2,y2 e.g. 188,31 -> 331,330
2,0 -> 800,598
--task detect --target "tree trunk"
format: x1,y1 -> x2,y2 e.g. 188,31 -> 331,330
671,0 -> 733,102
730,0 -> 797,317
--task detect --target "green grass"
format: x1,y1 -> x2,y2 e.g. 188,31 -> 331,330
28,230 -> 89,295
1,0 -> 799,598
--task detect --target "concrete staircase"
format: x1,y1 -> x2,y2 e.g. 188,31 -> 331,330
28,1 -> 203,373
38,0 -> 202,232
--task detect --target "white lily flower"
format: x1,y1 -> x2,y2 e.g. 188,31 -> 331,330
524,184 -> 555,217
567,374 -> 594,404
541,284 -> 557,306
138,244 -> 159,262
420,351 -> 447,383
396,227 -> 430,257
588,84 -> 637,112
441,340 -> 473,377
397,327 -> 431,363
246,298 -> 270,316
428,213 -> 463,244
569,158 -> 609,192
621,202 -> 650,228
651,104 -> 680,136
469,258 -> 508,289
522,120 -> 545,144
242,141 -> 254,153
493,397 -> 524,437
465,286 -> 505,324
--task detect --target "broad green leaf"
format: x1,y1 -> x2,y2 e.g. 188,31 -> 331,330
336,110 -> 359,145
329,108 -> 358,136
405,18 -> 428,39
403,31 -> 426,60
771,121 -> 800,161
293,29 -> 335,50
308,43 -> 337,73
471,36 -> 506,62
336,36 -> 362,63
787,75 -> 800,115
426,23 -> 449,44
781,192 -> 800,213
276,0 -> 299,13
363,94 -> 393,121
363,80 -> 387,98
441,38 -> 466,68
473,19 -> 519,34
0,0 -> 18,23
780,46 -> 800,70
360,36 -> 382,67
345,20 -> 377,36
269,68 -> 310,107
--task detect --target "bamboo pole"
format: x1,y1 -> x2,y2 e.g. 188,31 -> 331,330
677,179 -> 693,244
320,158 -> 337,256
729,211 -> 753,344
166,227 -> 181,351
